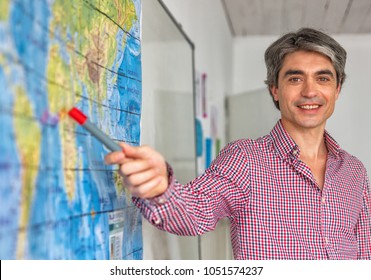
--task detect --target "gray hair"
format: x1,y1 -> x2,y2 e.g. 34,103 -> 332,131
264,28 -> 347,110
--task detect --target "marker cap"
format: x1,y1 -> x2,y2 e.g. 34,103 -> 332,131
68,107 -> 87,125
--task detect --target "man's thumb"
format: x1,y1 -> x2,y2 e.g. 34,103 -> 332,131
119,142 -> 148,159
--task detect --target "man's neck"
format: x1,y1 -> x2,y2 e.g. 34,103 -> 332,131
281,120 -> 328,161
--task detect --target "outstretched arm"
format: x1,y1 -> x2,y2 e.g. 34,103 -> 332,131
105,141 -> 250,236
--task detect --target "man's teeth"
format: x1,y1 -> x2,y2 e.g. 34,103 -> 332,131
299,105 -> 319,110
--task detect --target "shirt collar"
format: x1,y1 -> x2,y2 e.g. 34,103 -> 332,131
323,129 -> 341,158
270,120 -> 340,160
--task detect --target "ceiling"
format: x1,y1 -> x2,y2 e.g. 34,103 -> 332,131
222,0 -> 371,36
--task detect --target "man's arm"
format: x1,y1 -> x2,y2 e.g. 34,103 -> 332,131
355,173 -> 371,259
104,142 -> 251,236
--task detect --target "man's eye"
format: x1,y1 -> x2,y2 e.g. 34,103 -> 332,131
318,77 -> 330,82
289,77 -> 301,82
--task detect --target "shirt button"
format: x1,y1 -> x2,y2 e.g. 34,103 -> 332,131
293,149 -> 298,156
157,197 -> 166,204
324,237 -> 329,244
153,217 -> 161,225
321,197 -> 326,204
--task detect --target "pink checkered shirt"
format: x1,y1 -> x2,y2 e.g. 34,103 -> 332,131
134,121 -> 371,259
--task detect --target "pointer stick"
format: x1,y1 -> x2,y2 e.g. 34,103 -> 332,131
68,107 -> 122,152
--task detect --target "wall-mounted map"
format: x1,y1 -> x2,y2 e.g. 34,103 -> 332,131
0,0 -> 142,259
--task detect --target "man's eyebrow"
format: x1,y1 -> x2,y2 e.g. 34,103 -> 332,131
316,69 -> 335,77
283,69 -> 335,77
283,69 -> 304,77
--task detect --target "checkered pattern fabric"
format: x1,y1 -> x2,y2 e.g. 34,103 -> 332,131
134,121 -> 371,259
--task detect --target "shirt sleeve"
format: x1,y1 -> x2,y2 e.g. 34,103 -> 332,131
132,141 -> 251,236
355,171 -> 371,259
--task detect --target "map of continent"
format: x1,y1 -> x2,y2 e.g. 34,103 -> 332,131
0,0 -> 143,259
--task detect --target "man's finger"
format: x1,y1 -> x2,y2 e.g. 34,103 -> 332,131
129,176 -> 164,199
119,143 -> 153,160
104,150 -> 127,165
119,159 -> 152,176
124,168 -> 158,186
104,143 -> 148,165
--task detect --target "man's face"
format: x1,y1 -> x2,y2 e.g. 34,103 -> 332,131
270,50 -> 341,133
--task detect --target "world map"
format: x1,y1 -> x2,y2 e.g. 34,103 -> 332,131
0,0 -> 143,259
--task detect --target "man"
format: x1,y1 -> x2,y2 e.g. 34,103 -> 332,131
105,28 -> 371,259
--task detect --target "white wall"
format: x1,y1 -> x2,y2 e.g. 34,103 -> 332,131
328,34 -> 371,178
141,0 -> 234,259
162,0 -> 233,147
232,34 -> 371,177
142,39 -> 198,259
159,1 -> 234,259
232,36 -> 275,94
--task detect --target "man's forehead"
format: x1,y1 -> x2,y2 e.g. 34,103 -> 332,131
282,50 -> 332,64
280,51 -> 335,74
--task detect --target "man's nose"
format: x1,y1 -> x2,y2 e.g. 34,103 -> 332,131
301,79 -> 318,98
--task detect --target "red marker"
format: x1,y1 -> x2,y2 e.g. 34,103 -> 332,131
68,107 -> 122,152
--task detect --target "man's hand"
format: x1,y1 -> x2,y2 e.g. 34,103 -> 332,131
104,143 -> 168,199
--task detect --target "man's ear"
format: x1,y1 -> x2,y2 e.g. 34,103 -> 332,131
335,83 -> 341,101
270,86 -> 279,101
